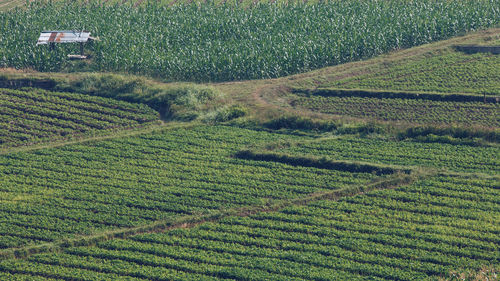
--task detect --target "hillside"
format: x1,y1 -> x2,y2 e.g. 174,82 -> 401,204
0,1 -> 499,280
237,28 -> 500,128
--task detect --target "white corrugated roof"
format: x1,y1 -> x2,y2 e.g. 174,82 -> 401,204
36,31 -> 91,45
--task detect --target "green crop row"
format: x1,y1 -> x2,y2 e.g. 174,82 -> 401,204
0,88 -> 158,148
0,125 -> 378,250
274,135 -> 499,174
1,0 -> 499,81
319,49 -> 500,96
1,175 -> 496,280
290,94 -> 500,127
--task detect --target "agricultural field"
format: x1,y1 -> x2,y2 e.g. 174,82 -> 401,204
1,0 -> 499,280
317,50 -> 500,96
0,88 -> 159,149
0,125 -> 383,250
245,135 -> 500,175
281,28 -> 500,127
1,0 -> 499,81
290,94 -> 500,127
0,174 -> 497,280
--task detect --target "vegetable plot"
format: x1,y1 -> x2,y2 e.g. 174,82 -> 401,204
0,88 -> 158,148
1,175 -> 497,280
276,136 -> 500,174
291,94 -> 500,127
0,125 -> 377,250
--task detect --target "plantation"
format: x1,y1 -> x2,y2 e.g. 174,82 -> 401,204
290,94 -> 500,127
317,50 -> 500,96
1,0 -> 499,81
0,175 -> 497,280
0,125 -> 382,250
1,0 -> 499,279
0,88 -> 159,149
271,135 -> 499,174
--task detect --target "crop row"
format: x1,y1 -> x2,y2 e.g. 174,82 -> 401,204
3,88 -> 157,119
276,135 -> 499,174
0,125 -> 378,249
111,0 -> 325,9
320,50 -> 500,96
291,94 -> 500,127
0,88 -> 158,148
0,175 -> 496,280
1,0 -> 499,81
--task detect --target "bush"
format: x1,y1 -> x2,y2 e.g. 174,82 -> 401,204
398,126 -> 499,143
204,105 -> 247,123
264,116 -> 337,132
64,74 -> 221,120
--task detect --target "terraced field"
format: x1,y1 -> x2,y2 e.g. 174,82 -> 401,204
1,1 -> 499,280
284,29 -> 500,126
0,125 -> 382,250
290,94 -> 499,127
318,50 -> 500,96
0,88 -> 159,149
271,136 -> 499,174
0,175 -> 496,280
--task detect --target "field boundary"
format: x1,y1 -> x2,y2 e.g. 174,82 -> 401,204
234,149 -> 412,175
0,171 -> 418,261
454,44 -> 500,54
292,87 -> 499,103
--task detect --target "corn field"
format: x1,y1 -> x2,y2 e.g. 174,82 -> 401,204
1,0 -> 499,81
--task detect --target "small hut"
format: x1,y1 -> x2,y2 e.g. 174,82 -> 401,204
37,30 -> 97,59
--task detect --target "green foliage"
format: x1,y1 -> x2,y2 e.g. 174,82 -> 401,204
291,94 -> 500,127
444,266 -> 498,281
1,0 -> 499,81
64,74 -> 222,120
398,126 -> 500,143
235,149 -> 402,175
298,87 -> 498,102
0,87 -> 158,148
1,175 -> 497,280
203,105 -> 247,123
264,116 -> 337,132
0,125 -> 377,250
319,50 -> 500,96
277,135 -> 500,174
